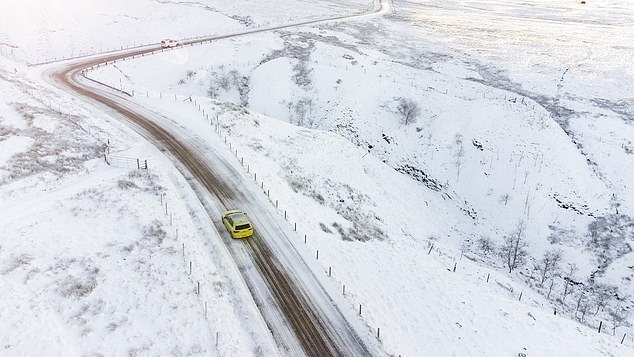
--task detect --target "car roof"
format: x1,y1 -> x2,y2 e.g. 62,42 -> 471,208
225,210 -> 250,225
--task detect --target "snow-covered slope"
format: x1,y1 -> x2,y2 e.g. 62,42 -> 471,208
0,57 -> 277,356
1,0 -> 633,355
84,91 -> 633,356
86,0 -> 634,353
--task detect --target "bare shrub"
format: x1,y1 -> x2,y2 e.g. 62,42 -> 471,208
538,249 -> 562,286
218,75 -> 230,90
319,222 -> 332,233
477,236 -> 496,256
292,97 -> 314,127
236,75 -> 251,107
59,275 -> 97,298
499,220 -> 529,273
207,80 -> 217,99
2,254 -> 33,274
396,98 -> 421,125
609,303 -> 630,335
589,282 -> 617,315
562,263 -> 579,303
0,125 -> 18,139
117,179 -> 139,190
143,220 -> 167,245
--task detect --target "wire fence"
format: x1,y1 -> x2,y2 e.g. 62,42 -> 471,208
105,154 -> 148,170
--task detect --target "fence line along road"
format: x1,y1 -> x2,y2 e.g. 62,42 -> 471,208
45,1 -> 390,356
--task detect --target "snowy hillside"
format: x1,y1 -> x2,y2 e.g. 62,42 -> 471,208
86,0 -> 634,352
0,0 -> 371,64
100,92 -> 633,355
1,0 -> 633,356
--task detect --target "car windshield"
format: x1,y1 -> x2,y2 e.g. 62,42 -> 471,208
235,224 -> 251,231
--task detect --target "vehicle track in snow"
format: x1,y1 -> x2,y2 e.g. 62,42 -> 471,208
45,1 -> 390,355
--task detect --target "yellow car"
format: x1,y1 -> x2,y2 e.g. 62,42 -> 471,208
221,210 -> 254,238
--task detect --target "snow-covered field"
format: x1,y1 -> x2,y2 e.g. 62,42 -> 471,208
0,0 -> 371,64
1,0 -> 633,356
0,56 -> 286,355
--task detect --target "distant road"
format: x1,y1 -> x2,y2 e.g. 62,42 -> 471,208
45,1 -> 389,355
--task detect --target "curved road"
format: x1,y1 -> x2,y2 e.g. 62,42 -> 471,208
44,1 -> 390,356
